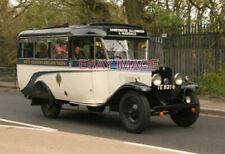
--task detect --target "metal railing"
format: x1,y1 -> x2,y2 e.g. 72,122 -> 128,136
0,67 -> 17,88
149,24 -> 225,77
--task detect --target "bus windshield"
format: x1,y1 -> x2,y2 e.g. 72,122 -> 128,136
102,38 -> 148,60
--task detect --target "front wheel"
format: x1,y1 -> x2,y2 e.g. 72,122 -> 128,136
119,91 -> 150,133
170,92 -> 200,127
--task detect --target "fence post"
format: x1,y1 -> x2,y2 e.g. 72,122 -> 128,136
13,68 -> 17,88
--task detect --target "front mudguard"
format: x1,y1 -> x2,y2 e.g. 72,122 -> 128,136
181,80 -> 198,91
121,82 -> 151,92
107,82 -> 151,112
108,82 -> 151,101
151,81 -> 199,114
180,81 -> 198,99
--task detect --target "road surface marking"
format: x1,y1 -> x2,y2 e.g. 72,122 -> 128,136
0,118 -> 57,132
201,114 -> 225,119
124,142 -> 197,154
0,125 -> 57,132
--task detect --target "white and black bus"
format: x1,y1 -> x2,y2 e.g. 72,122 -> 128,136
17,23 -> 200,133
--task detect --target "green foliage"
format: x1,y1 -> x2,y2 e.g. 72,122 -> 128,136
21,0 -> 68,29
196,71 -> 225,96
19,0 -> 123,28
0,0 -> 17,66
145,4 -> 183,29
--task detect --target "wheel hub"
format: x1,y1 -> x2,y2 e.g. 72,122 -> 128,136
127,103 -> 139,123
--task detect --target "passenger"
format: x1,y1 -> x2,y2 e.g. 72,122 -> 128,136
72,46 -> 85,59
95,39 -> 106,59
96,46 -> 106,59
36,43 -> 48,58
54,39 -> 67,59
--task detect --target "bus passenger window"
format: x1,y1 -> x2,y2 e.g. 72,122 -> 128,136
23,43 -> 34,58
95,39 -> 106,59
72,37 -> 91,59
53,39 -> 68,59
35,42 -> 48,59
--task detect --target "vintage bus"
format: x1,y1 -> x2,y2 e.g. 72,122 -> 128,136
17,23 -> 200,133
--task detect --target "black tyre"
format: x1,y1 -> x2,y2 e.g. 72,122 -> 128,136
40,87 -> 61,118
170,92 -> 200,127
87,106 -> 105,112
119,91 -> 150,133
41,100 -> 62,118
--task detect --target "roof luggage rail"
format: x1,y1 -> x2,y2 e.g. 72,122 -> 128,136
89,23 -> 143,29
41,23 -> 69,29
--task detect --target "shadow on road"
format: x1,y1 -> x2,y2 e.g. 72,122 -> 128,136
49,108 -> 191,142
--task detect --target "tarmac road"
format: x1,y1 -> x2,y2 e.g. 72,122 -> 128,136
0,89 -> 225,154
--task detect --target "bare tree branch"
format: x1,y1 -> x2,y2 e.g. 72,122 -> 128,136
60,0 -> 80,7
188,0 -> 203,11
10,0 -> 33,19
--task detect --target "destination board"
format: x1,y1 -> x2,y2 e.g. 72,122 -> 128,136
108,28 -> 147,36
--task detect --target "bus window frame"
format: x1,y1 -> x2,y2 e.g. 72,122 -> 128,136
70,36 -> 95,60
18,36 -> 71,61
19,39 -> 35,59
94,37 -> 109,59
100,37 -> 149,60
51,37 -> 69,60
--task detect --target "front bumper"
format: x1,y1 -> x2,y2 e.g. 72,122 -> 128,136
151,102 -> 199,115
150,82 -> 199,115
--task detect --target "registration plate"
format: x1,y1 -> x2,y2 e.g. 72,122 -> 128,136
158,85 -> 176,90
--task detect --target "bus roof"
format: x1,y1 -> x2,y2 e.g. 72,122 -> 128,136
18,23 -> 148,38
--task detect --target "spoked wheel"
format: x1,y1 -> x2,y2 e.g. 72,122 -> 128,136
87,106 -> 105,112
119,91 -> 150,133
170,91 -> 200,127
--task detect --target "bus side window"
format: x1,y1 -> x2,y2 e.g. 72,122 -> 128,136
72,37 -> 92,59
35,41 -> 48,59
52,38 -> 68,59
23,42 -> 34,58
95,38 -> 107,59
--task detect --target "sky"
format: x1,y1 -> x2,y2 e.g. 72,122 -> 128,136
9,0 -> 18,6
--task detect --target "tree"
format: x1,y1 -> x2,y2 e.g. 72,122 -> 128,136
0,0 -> 18,66
0,0 -> 33,66
123,0 -> 148,24
59,0 -> 123,24
146,1 -> 183,29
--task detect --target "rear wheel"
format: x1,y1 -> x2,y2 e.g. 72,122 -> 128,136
119,91 -> 150,133
41,99 -> 62,118
170,92 -> 200,127
37,85 -> 61,118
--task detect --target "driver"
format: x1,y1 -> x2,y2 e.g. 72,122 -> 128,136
96,46 -> 106,59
